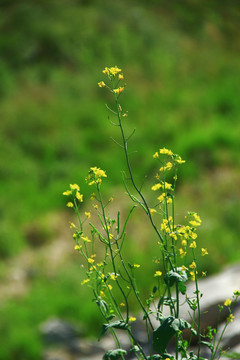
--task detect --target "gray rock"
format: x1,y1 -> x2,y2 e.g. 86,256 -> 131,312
40,318 -> 81,347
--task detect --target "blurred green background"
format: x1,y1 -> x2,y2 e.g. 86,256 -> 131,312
0,0 -> 240,359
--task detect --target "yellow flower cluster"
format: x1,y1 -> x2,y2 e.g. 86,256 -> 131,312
98,66 -> 125,97
187,212 -> 202,227
86,166 -> 107,186
102,66 -> 122,76
153,148 -> 186,170
63,183 -> 83,207
224,298 -> 232,307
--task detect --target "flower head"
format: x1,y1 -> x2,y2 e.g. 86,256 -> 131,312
67,202 -> 74,208
224,298 -> 232,307
154,271 -> 162,277
129,316 -> 136,322
201,248 -> 208,256
81,278 -> 90,286
227,313 -> 235,322
86,166 -> 107,186
63,190 -> 72,196
98,81 -> 106,88
159,148 -> 173,156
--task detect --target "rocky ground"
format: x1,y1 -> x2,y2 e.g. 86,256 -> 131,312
1,211 -> 239,360
40,264 -> 240,360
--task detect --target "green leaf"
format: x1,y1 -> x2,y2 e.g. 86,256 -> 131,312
153,317 -> 196,354
158,296 -> 176,308
164,270 -> 188,295
130,345 -> 141,353
186,297 -> 197,310
201,341 -> 214,351
152,317 -> 176,354
178,281 -> 186,295
103,349 -> 127,360
164,270 -> 186,287
99,321 -> 128,340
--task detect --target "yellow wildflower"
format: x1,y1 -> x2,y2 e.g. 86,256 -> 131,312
118,74 -> 124,80
193,213 -> 202,223
152,183 -> 162,191
85,211 -> 91,218
189,220 -> 201,227
170,232 -> 177,241
189,261 -> 196,270
109,274 -> 118,281
88,258 -> 95,264
67,202 -> 74,208
100,291 -> 105,298
181,265 -> 187,271
120,302 -> 125,307
113,87 -> 124,95
93,204 -> 98,210
103,67 -> 110,75
181,239 -> 187,247
224,298 -> 232,307
63,190 -> 72,196
81,236 -> 91,243
76,192 -> 83,202
179,248 -> 186,258
150,208 -> 157,215
166,162 -> 173,170
107,284 -> 113,291
91,167 -> 107,178
162,182 -> 172,190
158,193 -> 166,203
175,157 -> 186,164
201,248 -> 208,256
189,241 -> 197,248
129,316 -> 136,322
74,245 -> 82,250
70,222 -> 76,229
191,232 -> 198,240
70,184 -> 80,190
81,278 -> 90,285
227,314 -> 235,322
159,148 -> 173,156
108,66 -> 122,76
153,152 -> 159,158
234,290 -> 240,296
133,264 -> 140,268
190,271 -> 195,281
154,271 -> 162,277
98,81 -> 106,88
202,271 -> 207,277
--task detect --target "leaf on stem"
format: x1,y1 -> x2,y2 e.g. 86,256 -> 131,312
164,270 -> 188,295
103,349 -> 127,360
153,317 -> 197,354
99,321 -> 128,340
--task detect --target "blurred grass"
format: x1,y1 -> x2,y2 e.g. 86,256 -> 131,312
0,0 -> 240,359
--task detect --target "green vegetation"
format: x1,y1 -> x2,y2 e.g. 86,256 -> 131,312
0,1 -> 240,359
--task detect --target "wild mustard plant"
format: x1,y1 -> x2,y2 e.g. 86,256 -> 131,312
63,66 -> 240,360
